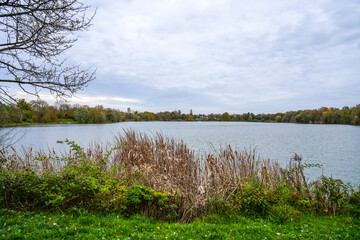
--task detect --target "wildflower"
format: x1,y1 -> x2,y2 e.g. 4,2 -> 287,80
156,226 -> 160,230
276,233 -> 281,236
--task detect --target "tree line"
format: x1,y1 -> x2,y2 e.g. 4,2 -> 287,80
0,100 -> 359,126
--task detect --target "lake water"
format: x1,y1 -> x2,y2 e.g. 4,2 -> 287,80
2,122 -> 360,185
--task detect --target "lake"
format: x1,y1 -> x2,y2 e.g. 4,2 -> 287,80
2,121 -> 359,185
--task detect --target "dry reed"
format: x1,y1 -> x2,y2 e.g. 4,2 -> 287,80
0,129 -> 307,222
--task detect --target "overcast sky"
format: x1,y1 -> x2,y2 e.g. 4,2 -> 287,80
20,0 -> 360,114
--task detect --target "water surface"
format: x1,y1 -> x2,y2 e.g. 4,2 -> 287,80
2,122 -> 359,185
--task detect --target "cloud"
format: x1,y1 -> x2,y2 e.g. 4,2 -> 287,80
63,0 -> 360,113
15,91 -> 141,110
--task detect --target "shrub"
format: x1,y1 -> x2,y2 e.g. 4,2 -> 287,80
311,176 -> 352,215
231,178 -> 276,218
347,189 -> 360,218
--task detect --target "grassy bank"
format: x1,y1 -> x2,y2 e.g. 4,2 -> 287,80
1,209 -> 359,239
5,119 -> 78,127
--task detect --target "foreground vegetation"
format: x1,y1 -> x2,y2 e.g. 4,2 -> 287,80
1,99 -> 359,125
1,209 -> 359,239
1,131 -> 359,237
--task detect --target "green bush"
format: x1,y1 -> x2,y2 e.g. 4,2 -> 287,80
231,178 -> 276,218
122,185 -> 179,221
347,189 -> 360,218
0,168 -> 44,210
311,176 -> 351,215
124,185 -> 154,213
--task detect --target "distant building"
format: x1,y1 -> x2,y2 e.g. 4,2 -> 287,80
127,107 -> 131,113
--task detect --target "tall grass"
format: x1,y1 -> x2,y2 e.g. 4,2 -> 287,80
0,130 -> 358,222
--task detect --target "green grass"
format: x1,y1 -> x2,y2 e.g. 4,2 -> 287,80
5,119 -> 78,127
0,209 -> 359,240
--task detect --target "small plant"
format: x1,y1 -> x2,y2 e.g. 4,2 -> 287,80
125,185 -> 154,213
269,205 -> 302,224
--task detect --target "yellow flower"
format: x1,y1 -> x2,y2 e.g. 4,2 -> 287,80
156,226 -> 160,230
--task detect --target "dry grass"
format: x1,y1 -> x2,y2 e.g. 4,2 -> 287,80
0,129 -> 307,222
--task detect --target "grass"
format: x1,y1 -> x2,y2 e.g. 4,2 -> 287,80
5,119 -> 78,127
0,209 -> 359,240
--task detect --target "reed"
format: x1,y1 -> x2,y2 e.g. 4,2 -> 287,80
0,130 -> 315,222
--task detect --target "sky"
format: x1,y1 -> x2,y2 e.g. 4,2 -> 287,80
13,0 -> 360,114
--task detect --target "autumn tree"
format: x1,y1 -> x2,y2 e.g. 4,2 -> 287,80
0,0 -> 96,104
221,112 -> 230,121
30,99 -> 51,123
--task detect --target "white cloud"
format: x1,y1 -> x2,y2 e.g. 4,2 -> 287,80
15,91 -> 141,109
64,0 -> 360,113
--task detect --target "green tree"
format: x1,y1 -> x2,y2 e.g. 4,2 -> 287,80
0,104 -> 10,125
322,110 -> 332,124
106,109 -> 118,122
17,99 -> 33,122
350,105 -> 360,125
295,110 -> 312,123
341,106 -> 352,124
74,107 -> 90,123
331,110 -> 341,124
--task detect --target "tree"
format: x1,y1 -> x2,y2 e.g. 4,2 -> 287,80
143,111 -> 155,121
74,107 -> 89,123
18,98 -> 32,121
56,102 -> 71,119
0,103 -> 10,125
105,108 -> 117,122
30,99 -> 51,123
221,112 -> 230,121
0,0 -> 96,104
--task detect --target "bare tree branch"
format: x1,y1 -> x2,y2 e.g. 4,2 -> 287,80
0,0 -> 96,105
